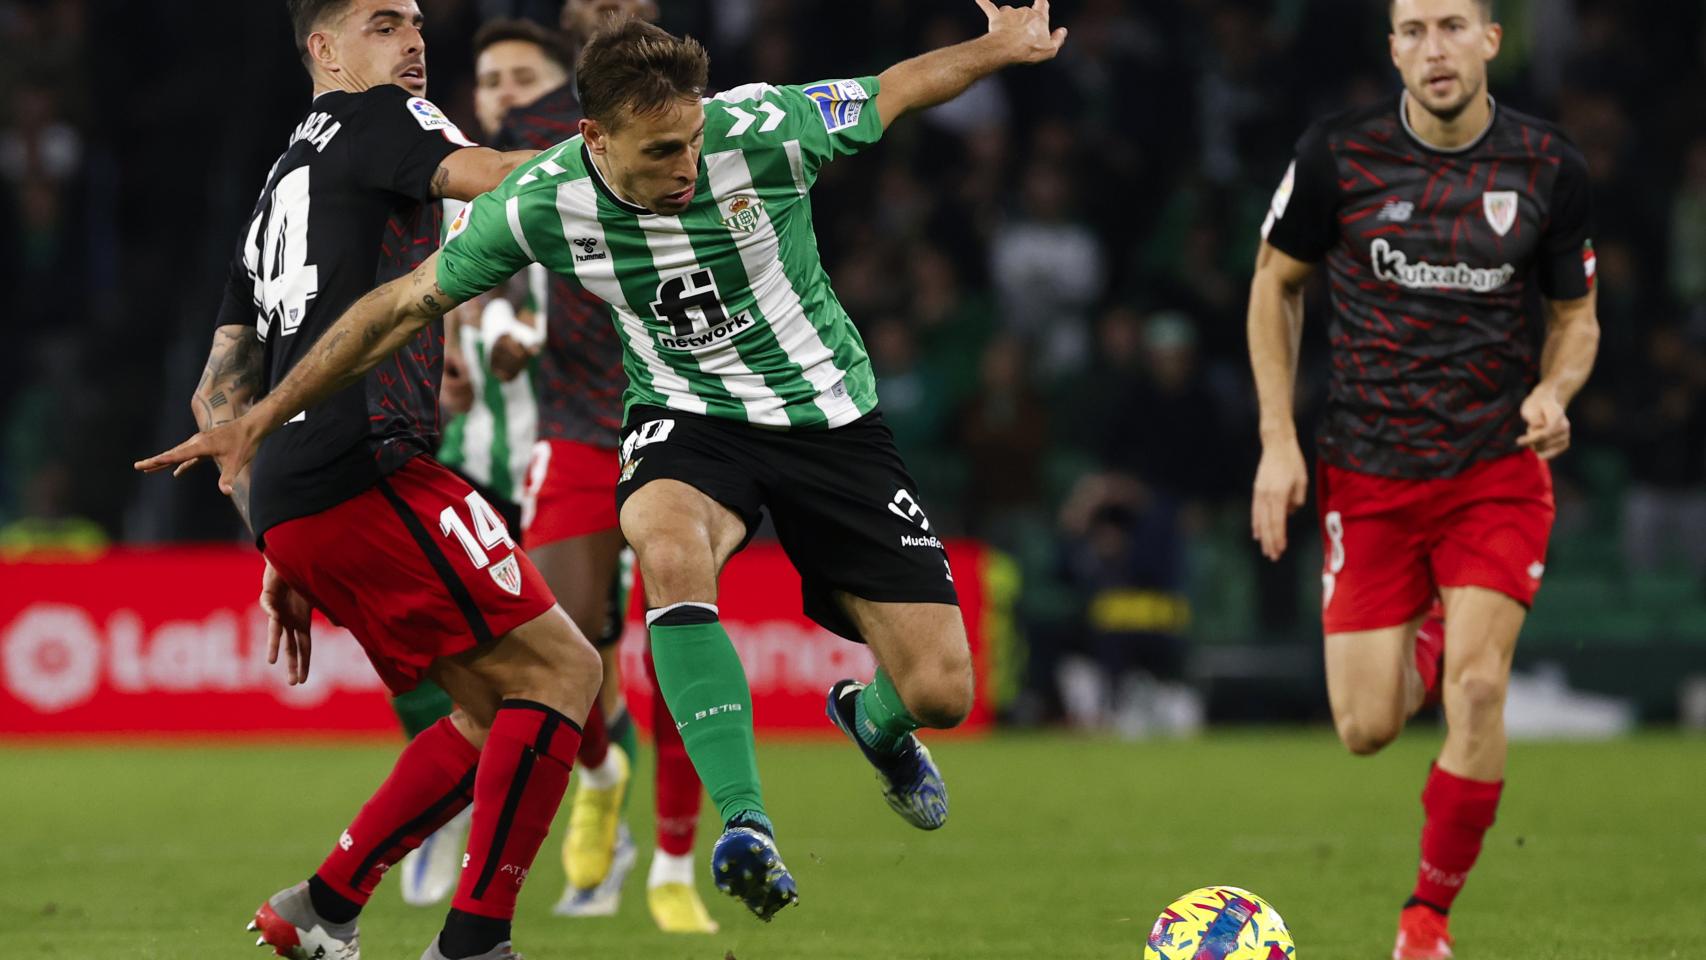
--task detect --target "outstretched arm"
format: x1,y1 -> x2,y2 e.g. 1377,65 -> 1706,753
874,0 -> 1066,130
137,253 -> 463,491
188,325 -> 266,530
431,147 -> 537,201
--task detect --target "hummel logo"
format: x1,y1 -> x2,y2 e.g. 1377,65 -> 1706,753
573,237 -> 607,262
1378,199 -> 1414,222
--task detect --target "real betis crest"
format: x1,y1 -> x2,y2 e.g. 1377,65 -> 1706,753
720,194 -> 764,235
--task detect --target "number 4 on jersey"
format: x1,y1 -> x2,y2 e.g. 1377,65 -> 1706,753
244,166 -> 319,340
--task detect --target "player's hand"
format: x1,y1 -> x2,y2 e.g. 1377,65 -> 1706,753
1252,436 -> 1308,561
976,0 -> 1067,65
441,347 -> 474,414
133,414 -> 264,496
261,561 -> 314,686
1517,386 -> 1570,459
489,333 -> 537,383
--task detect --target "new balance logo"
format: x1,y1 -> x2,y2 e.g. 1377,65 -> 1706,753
1377,199 -> 1414,222
572,237 -> 606,262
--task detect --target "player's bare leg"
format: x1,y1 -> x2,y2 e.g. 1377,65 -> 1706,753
825,596 -> 970,829
622,479 -> 796,921
1322,614 -> 1427,756
1391,586 -> 1524,959
530,528 -> 634,896
252,608 -> 599,960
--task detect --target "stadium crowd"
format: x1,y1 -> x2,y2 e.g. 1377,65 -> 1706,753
3,0 -> 1703,726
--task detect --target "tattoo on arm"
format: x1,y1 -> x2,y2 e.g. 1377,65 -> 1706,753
192,325 -> 266,531
431,163 -> 451,198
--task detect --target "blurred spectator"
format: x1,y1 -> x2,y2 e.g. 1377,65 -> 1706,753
1619,325 -> 1706,575
1670,137 -> 1706,312
989,163 -> 1104,377
956,335 -> 1049,538
1099,311 -> 1237,509
0,460 -> 108,558
1054,472 -> 1200,737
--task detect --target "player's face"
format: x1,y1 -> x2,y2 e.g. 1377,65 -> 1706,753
474,41 -> 568,139
560,0 -> 659,40
1389,0 -> 1501,121
319,0 -> 429,96
583,98 -> 706,215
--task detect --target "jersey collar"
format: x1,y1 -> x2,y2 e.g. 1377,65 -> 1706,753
583,144 -> 653,217
1398,90 -> 1498,155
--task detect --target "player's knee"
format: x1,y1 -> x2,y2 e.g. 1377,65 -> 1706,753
898,650 -> 974,729
1336,711 -> 1400,755
512,629 -> 601,711
633,536 -> 713,605
1445,671 -> 1506,719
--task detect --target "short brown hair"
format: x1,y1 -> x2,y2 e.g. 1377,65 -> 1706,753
286,0 -> 355,58
575,19 -> 708,129
1390,0 -> 1494,22
473,18 -> 574,74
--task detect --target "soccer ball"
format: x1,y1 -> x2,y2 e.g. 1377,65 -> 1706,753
1143,885 -> 1295,960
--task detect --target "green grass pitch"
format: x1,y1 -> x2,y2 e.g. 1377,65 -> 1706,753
2,731 -> 1700,958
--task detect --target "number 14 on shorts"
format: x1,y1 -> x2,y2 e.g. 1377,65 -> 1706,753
439,491 -> 517,569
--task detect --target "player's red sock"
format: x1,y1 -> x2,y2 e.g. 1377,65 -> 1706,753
1415,602 -> 1446,708
1410,763 -> 1503,912
647,644 -> 702,855
312,716 -> 480,911
578,697 -> 610,769
450,700 -> 581,925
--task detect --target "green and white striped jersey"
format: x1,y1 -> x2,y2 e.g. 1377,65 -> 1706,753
437,198 -> 541,502
437,77 -> 885,429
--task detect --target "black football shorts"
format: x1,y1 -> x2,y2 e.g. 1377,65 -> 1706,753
614,404 -> 959,642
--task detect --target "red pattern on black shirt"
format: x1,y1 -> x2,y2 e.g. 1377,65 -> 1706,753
494,82 -> 625,447
1263,96 -> 1594,479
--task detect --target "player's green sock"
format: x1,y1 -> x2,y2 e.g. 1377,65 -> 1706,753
854,669 -> 920,756
391,680 -> 454,739
608,702 -> 638,814
648,603 -> 768,828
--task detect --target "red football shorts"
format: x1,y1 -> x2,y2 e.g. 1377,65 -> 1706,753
262,456 -> 554,694
1317,450 -> 1554,634
521,439 -> 620,549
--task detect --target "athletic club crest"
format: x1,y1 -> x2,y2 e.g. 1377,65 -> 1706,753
489,554 -> 522,596
1482,190 -> 1518,237
720,194 -> 764,235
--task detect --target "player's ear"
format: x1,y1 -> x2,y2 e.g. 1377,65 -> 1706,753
581,117 -> 606,154
307,29 -> 338,74
1481,21 -> 1502,61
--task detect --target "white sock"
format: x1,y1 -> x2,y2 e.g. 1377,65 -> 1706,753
648,849 -> 695,888
578,748 -> 624,790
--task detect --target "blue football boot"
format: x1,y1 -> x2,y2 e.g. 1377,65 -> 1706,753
826,679 -> 949,830
709,820 -> 798,922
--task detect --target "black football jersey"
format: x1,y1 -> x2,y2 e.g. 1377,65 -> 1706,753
214,83 -> 473,534
1263,94 -> 1596,478
493,81 -> 625,447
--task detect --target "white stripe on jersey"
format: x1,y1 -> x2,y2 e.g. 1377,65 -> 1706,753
782,139 -> 809,197
506,197 -> 537,260
554,179 -> 707,416
703,146 -> 862,426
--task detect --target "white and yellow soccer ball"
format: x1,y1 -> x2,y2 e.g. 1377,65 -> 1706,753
1143,885 -> 1295,960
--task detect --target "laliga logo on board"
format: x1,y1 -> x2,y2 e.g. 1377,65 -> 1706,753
0,602 -> 384,713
